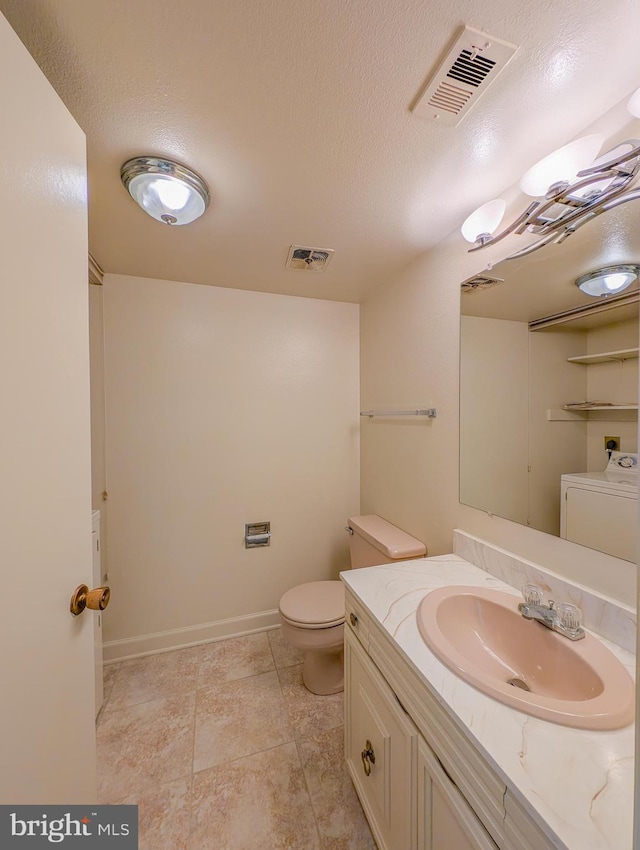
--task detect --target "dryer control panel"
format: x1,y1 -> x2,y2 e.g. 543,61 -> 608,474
605,451 -> 638,473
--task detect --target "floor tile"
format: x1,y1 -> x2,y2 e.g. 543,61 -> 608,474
198,633 -> 274,686
278,664 -> 344,739
98,633 -> 371,850
298,726 -> 376,849
194,671 -> 293,773
268,627 -> 305,669
102,663 -> 120,703
107,647 -> 199,711
190,742 -> 321,850
97,693 -> 195,801
111,777 -> 192,850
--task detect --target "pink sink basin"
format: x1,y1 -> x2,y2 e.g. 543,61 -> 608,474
416,586 -> 634,730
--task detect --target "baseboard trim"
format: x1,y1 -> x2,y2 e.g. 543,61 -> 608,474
103,609 -> 281,663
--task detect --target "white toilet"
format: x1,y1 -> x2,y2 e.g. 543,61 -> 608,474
278,514 -> 426,695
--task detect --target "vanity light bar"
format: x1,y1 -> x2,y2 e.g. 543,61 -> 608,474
528,291 -> 639,330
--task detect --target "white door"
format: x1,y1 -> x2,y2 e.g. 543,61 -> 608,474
0,13 -> 96,803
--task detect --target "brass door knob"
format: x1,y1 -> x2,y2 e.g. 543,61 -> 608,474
70,584 -> 111,616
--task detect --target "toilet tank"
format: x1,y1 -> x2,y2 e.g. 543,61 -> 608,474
347,514 -> 426,568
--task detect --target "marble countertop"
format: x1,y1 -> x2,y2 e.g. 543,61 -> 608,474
341,554 -> 636,850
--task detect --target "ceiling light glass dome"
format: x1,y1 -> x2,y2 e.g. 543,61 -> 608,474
121,157 -> 210,225
520,134 -> 604,197
575,265 -> 640,297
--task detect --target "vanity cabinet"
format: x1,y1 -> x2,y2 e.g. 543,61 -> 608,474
417,738 -> 498,850
344,589 -> 554,850
345,628 -> 417,850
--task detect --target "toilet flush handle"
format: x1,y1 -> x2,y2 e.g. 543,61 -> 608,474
345,526 -> 354,535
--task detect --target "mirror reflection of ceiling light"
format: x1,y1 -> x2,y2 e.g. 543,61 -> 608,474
121,157 -> 210,225
460,93 -> 640,260
575,265 -> 640,298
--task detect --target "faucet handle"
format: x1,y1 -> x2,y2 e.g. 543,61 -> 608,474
522,583 -> 544,606
555,602 -> 582,632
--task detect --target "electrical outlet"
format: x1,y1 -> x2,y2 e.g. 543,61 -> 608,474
604,435 -> 620,451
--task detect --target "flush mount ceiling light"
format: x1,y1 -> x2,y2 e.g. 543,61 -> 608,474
575,265 -> 640,298
121,156 -> 210,225
460,91 -> 640,260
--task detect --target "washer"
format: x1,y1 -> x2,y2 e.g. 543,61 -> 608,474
560,452 -> 638,561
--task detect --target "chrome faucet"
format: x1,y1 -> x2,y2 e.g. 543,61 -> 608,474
517,584 -> 585,641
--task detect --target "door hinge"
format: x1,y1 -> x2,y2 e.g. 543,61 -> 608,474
102,490 -> 109,501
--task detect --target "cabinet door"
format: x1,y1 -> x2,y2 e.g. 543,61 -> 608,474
345,629 -> 418,850
417,738 -> 498,850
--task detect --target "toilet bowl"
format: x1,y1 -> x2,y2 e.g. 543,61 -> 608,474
279,580 -> 345,695
278,515 -> 426,695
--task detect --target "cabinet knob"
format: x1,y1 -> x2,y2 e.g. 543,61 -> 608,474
361,740 -> 376,776
350,612 -> 358,628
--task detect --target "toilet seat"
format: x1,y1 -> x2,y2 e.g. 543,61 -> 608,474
278,580 -> 345,629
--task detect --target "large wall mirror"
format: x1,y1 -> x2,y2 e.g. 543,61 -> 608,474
459,203 -> 639,561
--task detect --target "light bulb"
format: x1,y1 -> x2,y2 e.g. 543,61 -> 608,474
151,177 -> 191,210
460,199 -> 506,244
603,273 -> 632,292
627,86 -> 640,118
520,134 -> 604,197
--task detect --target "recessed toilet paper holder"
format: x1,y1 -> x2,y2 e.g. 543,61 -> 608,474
245,521 -> 271,548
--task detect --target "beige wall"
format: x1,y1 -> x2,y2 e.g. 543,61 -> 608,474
528,329 -> 587,535
585,318 -> 638,468
89,283 -> 106,511
360,232 -> 636,605
88,283 -> 109,578
459,318 -> 590,537
459,316 -> 529,525
101,274 -> 359,654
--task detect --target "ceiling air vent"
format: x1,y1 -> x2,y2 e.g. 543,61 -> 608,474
286,245 -> 335,272
411,26 -> 518,127
460,273 -> 504,294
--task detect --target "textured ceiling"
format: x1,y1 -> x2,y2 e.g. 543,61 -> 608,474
1,0 -> 639,302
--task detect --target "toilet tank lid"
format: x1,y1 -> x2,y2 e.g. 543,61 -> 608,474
348,515 -> 426,559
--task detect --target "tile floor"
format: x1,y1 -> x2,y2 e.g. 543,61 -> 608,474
98,629 -> 376,850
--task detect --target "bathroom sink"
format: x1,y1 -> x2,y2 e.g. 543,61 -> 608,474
416,586 -> 634,730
